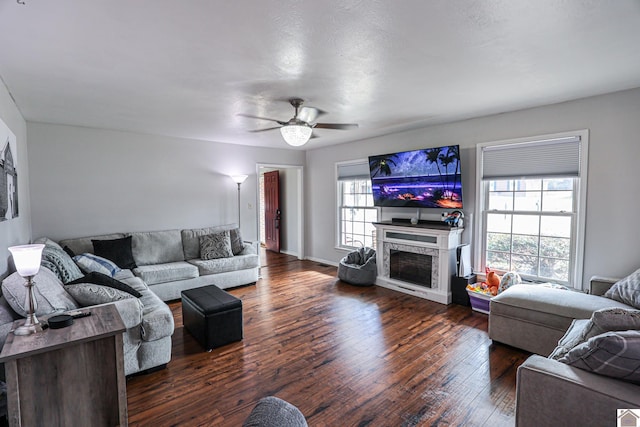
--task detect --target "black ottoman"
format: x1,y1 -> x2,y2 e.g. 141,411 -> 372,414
181,285 -> 243,351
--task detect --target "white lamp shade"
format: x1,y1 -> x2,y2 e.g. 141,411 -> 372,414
280,124 -> 312,146
231,175 -> 248,184
8,244 -> 45,277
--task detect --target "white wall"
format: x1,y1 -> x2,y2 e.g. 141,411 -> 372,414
27,123 -> 305,242
0,83 -> 32,278
279,167 -> 300,256
305,87 -> 640,287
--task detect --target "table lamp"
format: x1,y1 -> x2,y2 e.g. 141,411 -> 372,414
8,243 -> 45,335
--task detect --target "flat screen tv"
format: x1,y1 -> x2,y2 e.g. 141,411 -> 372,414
368,145 -> 463,209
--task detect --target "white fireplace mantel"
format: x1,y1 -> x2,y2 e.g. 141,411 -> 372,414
373,221 -> 463,304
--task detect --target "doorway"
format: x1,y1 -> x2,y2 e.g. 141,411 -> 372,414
257,164 -> 304,260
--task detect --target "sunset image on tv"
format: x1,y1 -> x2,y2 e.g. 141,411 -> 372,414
368,145 -> 462,209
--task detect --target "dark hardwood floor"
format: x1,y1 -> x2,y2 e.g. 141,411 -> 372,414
126,251 -> 530,426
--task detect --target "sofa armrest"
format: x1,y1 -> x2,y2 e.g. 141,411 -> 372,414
516,355 -> 640,427
241,241 -> 259,256
90,298 -> 144,330
589,275 -> 618,296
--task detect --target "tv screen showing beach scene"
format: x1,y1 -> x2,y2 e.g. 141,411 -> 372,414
368,145 -> 463,208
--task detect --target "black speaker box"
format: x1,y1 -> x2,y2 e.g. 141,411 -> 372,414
451,274 -> 477,306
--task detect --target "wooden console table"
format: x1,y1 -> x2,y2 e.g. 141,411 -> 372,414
0,304 -> 128,427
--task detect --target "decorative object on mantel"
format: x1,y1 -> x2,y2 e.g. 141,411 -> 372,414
7,244 -> 45,335
444,210 -> 464,227
230,174 -> 248,228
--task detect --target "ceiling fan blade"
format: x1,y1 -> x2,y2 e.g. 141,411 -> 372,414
298,106 -> 326,124
248,126 -> 282,133
237,113 -> 286,125
313,123 -> 359,130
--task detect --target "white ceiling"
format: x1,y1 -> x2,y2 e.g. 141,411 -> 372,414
1,1 -> 640,150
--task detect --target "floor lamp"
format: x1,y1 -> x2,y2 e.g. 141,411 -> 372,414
230,175 -> 248,228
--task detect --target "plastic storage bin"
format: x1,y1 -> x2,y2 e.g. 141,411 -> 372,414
467,289 -> 492,314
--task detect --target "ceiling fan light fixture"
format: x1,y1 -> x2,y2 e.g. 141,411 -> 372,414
280,123 -> 312,146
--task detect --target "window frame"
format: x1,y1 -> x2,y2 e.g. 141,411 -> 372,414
335,159 -> 378,251
474,130 -> 589,288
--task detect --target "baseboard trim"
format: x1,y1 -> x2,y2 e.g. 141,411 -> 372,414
304,256 -> 339,267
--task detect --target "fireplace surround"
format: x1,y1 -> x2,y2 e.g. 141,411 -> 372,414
373,220 -> 463,304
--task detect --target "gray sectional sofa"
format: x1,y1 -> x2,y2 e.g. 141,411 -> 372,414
0,261 -> 174,376
489,276 -> 640,426
489,277 -> 635,356
0,223 -> 258,377
59,223 -> 260,301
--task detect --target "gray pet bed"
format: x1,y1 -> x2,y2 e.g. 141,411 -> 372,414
338,247 -> 377,286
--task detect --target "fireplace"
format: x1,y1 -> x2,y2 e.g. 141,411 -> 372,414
373,220 -> 463,304
390,250 -> 433,288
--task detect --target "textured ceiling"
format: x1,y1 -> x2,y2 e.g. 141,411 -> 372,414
1,0 -> 640,149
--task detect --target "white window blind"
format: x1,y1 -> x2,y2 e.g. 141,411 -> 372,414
481,136 -> 582,180
337,161 -> 370,181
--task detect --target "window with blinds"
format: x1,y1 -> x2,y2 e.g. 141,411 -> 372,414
336,160 -> 377,249
476,132 -> 588,286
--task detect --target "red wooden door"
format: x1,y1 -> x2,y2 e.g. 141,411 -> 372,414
264,170 -> 281,253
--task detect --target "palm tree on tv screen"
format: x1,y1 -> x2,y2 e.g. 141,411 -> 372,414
370,155 -> 398,177
424,147 -> 446,195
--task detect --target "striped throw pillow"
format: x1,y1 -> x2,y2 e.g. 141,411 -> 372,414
73,253 -> 121,277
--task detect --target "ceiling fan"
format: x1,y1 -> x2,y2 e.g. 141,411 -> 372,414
238,98 -> 358,146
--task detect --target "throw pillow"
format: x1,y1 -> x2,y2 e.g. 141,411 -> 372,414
549,307 -> 640,360
604,267 -> 640,309
66,271 -> 142,298
559,330 -> 640,384
92,236 -> 137,270
200,231 -> 234,260
1,267 -> 79,317
229,228 -> 244,255
65,284 -> 133,307
40,243 -> 84,284
73,253 -> 121,277
63,245 -> 76,257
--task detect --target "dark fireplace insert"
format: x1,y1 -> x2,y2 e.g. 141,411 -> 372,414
389,250 -> 433,288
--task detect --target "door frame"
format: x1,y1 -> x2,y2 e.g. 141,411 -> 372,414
256,163 -> 304,260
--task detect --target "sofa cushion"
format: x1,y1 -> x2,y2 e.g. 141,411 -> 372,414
188,253 -> 260,276
133,262 -> 199,285
230,228 -> 244,255
200,231 -> 234,260
73,253 -> 121,277
66,284 -> 134,307
181,224 -> 238,260
558,330 -> 640,384
604,267 -> 640,309
66,271 -> 142,297
119,276 -> 175,341
131,229 -> 185,266
40,242 -> 84,284
549,308 -> 640,360
59,233 -> 126,257
490,284 -> 633,332
1,267 -> 79,317
93,236 -> 137,269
